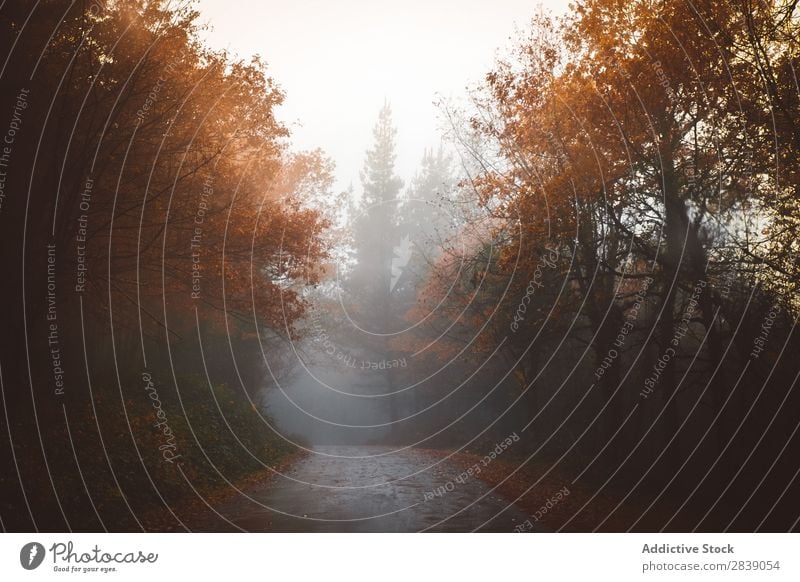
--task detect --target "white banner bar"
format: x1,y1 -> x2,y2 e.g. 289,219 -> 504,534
1,533 -> 798,581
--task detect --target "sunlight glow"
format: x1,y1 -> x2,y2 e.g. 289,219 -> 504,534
194,0 -> 569,190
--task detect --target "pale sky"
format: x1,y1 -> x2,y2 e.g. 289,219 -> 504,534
193,0 -> 569,191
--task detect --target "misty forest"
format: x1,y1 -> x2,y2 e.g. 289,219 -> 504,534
1,0 -> 799,532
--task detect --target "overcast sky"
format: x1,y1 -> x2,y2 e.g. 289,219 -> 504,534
193,0 -> 568,191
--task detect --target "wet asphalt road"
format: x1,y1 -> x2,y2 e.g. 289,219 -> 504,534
199,446 -> 545,532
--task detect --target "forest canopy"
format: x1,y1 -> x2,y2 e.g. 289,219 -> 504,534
0,0 -> 798,533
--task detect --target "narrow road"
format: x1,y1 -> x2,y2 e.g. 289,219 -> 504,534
198,446 -> 545,532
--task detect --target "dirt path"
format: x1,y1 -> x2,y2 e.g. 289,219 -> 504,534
193,446 -> 545,532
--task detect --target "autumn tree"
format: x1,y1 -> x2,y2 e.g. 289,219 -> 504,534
0,0 -> 330,530
438,0 -> 800,509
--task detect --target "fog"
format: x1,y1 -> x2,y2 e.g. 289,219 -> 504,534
262,116 -> 497,447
